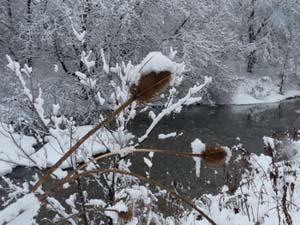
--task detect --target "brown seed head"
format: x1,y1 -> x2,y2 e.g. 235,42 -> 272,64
201,145 -> 229,166
130,70 -> 172,103
119,209 -> 133,222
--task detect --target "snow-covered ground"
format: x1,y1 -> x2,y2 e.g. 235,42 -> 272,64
232,76 -> 300,105
180,147 -> 300,225
0,124 -> 36,175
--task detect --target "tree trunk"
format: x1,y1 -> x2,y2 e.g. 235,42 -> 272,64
26,0 -> 33,66
7,0 -> 13,28
247,50 -> 256,73
247,0 -> 256,73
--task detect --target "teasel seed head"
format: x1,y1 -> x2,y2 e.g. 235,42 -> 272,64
201,145 -> 231,166
130,70 -> 172,103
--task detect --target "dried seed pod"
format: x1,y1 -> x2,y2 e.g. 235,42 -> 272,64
130,70 -> 172,103
201,145 -> 231,166
119,209 -> 133,222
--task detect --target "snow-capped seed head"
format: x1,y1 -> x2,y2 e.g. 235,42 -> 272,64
201,145 -> 231,166
130,70 -> 172,103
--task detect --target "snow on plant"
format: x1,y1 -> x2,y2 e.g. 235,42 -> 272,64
0,123 -> 36,175
158,132 -> 177,140
6,55 -> 50,142
2,38 -> 213,223
191,139 -> 206,178
169,136 -> 299,225
72,24 -> 86,43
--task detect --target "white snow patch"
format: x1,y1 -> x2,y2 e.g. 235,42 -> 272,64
32,125 -> 131,169
191,139 -> 205,178
128,52 -> 184,86
97,92 -> 105,105
0,122 -> 134,174
105,201 -> 128,224
223,146 -> 232,164
143,157 -> 153,168
86,199 -> 106,208
72,25 -> 86,42
158,132 -> 177,140
263,136 -> 275,149
0,124 -> 36,175
0,194 -> 40,224
54,64 -> 59,73
81,51 -> 95,72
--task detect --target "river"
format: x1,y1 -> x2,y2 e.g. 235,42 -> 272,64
1,99 -> 300,222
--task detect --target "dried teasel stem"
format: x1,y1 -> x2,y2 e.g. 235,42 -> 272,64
44,169 -> 218,225
282,185 -> 293,225
31,96 -> 135,192
43,148 -> 202,197
45,146 -> 231,200
31,70 -> 173,193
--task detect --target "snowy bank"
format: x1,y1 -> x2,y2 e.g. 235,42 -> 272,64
0,124 -> 133,174
231,76 -> 300,105
176,151 -> 300,225
0,125 -> 36,175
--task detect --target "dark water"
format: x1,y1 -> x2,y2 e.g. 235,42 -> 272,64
129,99 -> 300,196
1,99 -> 300,219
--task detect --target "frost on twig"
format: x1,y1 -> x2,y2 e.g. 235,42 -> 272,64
6,55 -> 50,132
81,51 -> 95,72
72,24 -> 86,43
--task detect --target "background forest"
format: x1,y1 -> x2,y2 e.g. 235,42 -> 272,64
1,0 -> 300,121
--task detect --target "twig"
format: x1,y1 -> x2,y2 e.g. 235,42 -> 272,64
30,95 -> 135,192
47,148 -> 202,195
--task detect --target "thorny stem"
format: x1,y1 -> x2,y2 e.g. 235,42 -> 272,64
43,168 -> 218,225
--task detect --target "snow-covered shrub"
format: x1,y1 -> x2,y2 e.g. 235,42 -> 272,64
1,46 -> 213,224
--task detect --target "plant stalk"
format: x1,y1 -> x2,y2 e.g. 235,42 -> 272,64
31,96 -> 135,192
